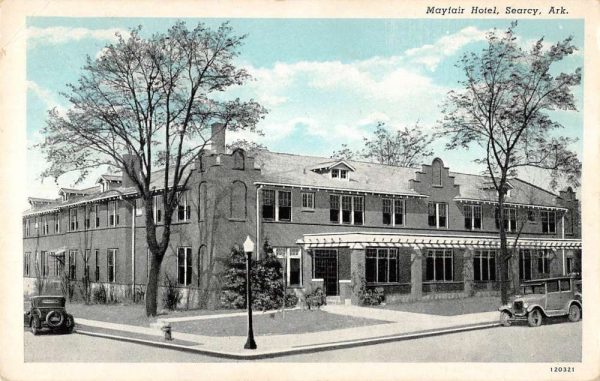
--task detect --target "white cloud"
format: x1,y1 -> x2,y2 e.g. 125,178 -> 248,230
404,26 -> 488,71
28,26 -> 128,46
27,80 -> 66,115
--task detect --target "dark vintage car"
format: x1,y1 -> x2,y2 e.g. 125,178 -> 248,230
498,276 -> 582,327
24,296 -> 75,335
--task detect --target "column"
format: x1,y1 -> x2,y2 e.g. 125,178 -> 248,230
463,248 -> 474,296
350,248 -> 365,305
411,246 -> 423,299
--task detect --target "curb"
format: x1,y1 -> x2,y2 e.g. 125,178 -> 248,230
76,321 -> 500,360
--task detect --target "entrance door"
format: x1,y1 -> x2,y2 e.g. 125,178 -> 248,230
314,250 -> 338,296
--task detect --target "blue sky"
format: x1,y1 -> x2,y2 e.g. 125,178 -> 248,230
26,17 -> 584,198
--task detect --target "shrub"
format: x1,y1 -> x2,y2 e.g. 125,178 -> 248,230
162,274 -> 182,310
304,287 -> 326,310
219,241 -> 287,311
352,269 -> 384,306
92,284 -> 108,304
284,291 -> 299,308
60,272 -> 76,302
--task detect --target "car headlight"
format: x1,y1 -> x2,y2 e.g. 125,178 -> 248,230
523,303 -> 529,309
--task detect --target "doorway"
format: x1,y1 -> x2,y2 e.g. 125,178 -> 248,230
313,249 -> 338,296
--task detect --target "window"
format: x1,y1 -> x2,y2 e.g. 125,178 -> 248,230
107,249 -> 117,283
108,201 -> 119,226
274,247 -> 303,287
230,181 -> 247,220
94,250 -> 100,281
177,192 -> 191,221
94,205 -> 100,228
24,252 -> 31,276
233,150 -> 245,170
560,279 -> 571,292
177,247 -> 193,286
42,216 -> 49,235
340,169 -> 348,179
84,249 -> 90,279
425,249 -> 453,281
366,248 -> 399,283
495,207 -> 517,232
135,198 -> 143,216
83,206 -> 90,229
527,210 -> 536,223
278,191 -> 292,221
39,251 -> 48,277
153,195 -> 163,223
541,210 -> 556,233
331,169 -> 339,178
463,204 -> 482,230
330,195 -> 363,225
519,249 -> 533,280
198,182 -> 207,221
69,208 -> 78,231
301,192 -> 314,209
24,219 -> 30,237
53,253 -> 63,277
473,250 -> 496,281
262,189 -> 291,221
262,189 -> 275,220
68,250 -> 77,280
329,195 -> 339,222
564,210 -> 574,235
537,250 -> 551,274
55,213 -> 61,233
428,202 -> 448,228
383,199 -> 405,226
432,159 -> 442,186
566,257 -> 574,274
546,280 -> 559,293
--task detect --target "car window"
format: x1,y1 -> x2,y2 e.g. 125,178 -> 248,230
523,285 -> 545,294
546,280 -> 559,293
560,280 -> 571,291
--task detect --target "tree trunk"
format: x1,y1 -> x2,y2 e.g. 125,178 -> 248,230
498,188 -> 509,304
146,252 -> 160,316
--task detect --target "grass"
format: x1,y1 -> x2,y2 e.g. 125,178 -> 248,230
66,302 -> 244,326
170,309 -> 390,337
378,296 -> 501,316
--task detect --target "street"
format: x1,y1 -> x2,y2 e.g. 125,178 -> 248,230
25,321 -> 581,362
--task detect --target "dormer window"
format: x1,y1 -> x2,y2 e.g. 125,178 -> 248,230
340,170 -> 348,179
331,168 -> 349,180
331,169 -> 339,178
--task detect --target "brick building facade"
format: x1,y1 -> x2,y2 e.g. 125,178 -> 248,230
23,127 -> 582,306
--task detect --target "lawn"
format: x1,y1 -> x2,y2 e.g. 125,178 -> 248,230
170,309 -> 390,337
66,302 -> 244,326
379,296 -> 501,316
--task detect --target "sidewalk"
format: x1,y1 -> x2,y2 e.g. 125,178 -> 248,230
74,305 -> 500,359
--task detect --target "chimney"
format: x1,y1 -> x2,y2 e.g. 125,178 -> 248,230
211,123 -> 226,154
121,154 -> 142,188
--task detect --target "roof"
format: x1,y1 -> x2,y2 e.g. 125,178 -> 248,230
253,150 -> 424,197
97,174 -> 123,183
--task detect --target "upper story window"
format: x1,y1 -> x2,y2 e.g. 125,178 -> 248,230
84,206 -> 91,229
262,189 -> 291,222
301,192 -> 314,210
541,210 -> 556,234
230,181 -> 247,220
432,159 -> 443,186
428,202 -> 448,229
331,168 -> 349,180
463,204 -> 482,230
233,150 -> 245,170
177,192 -> 191,222
527,210 -> 537,223
330,194 -> 363,225
153,195 -> 163,224
69,208 -> 78,231
564,210 -> 574,235
495,207 -> 517,233
24,219 -> 30,237
108,201 -> 119,226
54,213 -> 60,233
382,199 -> 405,226
177,247 -> 193,286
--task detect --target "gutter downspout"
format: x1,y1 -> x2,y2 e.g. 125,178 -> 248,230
256,184 -> 263,261
561,213 -> 566,275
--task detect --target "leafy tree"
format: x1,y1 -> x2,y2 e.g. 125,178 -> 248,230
226,139 -> 267,156
332,122 -> 435,167
37,22 -> 266,316
438,22 -> 582,303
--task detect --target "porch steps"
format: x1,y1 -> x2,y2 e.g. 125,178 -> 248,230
326,296 -> 344,305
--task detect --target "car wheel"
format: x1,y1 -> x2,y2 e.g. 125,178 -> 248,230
499,311 -> 512,327
527,309 -> 543,327
31,316 -> 40,335
568,304 -> 581,322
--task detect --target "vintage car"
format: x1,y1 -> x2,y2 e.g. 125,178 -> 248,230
498,276 -> 582,327
24,296 -> 75,335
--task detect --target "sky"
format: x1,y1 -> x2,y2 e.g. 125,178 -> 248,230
26,17 -> 584,200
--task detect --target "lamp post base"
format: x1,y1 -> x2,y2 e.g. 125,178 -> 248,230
244,337 -> 257,350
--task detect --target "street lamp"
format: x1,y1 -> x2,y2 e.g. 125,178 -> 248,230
243,235 -> 257,350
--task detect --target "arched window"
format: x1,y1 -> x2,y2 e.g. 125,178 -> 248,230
432,158 -> 443,186
198,182 -> 207,221
230,181 -> 247,220
233,150 -> 245,170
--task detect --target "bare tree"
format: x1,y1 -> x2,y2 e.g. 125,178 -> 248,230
226,139 -> 267,156
332,122 -> 435,167
438,22 -> 581,304
37,22 -> 266,316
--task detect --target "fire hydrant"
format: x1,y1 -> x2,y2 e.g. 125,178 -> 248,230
161,323 -> 173,341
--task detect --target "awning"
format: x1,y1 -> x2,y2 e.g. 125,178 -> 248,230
297,232 -> 581,250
